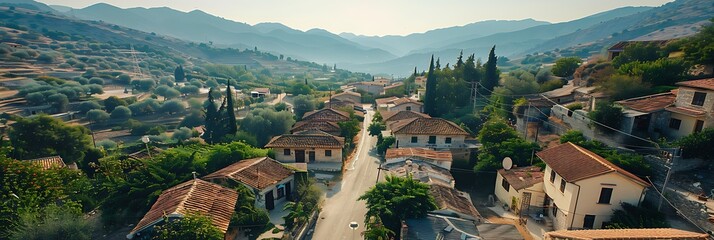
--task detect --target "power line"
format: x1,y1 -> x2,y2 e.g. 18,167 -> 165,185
645,176 -> 712,236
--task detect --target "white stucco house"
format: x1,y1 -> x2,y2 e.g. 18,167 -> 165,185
494,166 -> 545,214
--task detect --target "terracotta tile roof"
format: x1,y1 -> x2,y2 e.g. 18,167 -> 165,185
498,166 -> 544,191
544,228 -> 710,240
536,142 -> 649,186
666,106 -> 706,117
25,156 -> 65,170
381,110 -> 430,123
333,91 -> 360,97
253,88 -> 270,93
290,121 -> 341,135
383,82 -> 404,90
385,161 -> 454,187
392,97 -> 423,106
203,157 -> 294,190
265,131 -> 344,149
302,108 -> 350,122
375,96 -> 399,106
129,179 -> 238,237
385,148 -> 452,162
617,92 -> 676,113
391,118 -> 469,136
676,78 -> 714,91
429,184 -> 481,219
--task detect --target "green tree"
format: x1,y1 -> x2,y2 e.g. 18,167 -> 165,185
682,19 -> 714,65
368,122 -> 384,137
606,203 -> 668,229
339,119 -> 361,146
612,42 -> 663,68
589,102 -> 624,133
205,142 -> 269,173
475,117 -> 540,171
376,136 -> 395,155
172,127 -> 194,141
161,100 -> 186,115
117,74 -> 131,84
179,111 -> 204,128
372,110 -> 382,122
9,115 -> 92,162
283,202 -> 309,230
225,80 -> 238,135
677,128 -> 714,159
103,96 -> 127,112
174,65 -> 186,82
86,109 -> 110,123
47,93 -> 69,112
78,101 -> 102,114
618,58 -> 688,86
203,88 -> 223,144
482,46 -> 500,94
598,74 -> 651,101
551,57 -> 582,78
110,106 -> 132,119
240,108 -> 295,146
293,95 -> 316,119
152,213 -> 222,240
424,55 -> 437,116
8,203 -> 96,240
358,176 -> 437,235
362,216 -> 394,240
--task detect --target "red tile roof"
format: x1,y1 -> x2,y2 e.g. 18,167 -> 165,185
544,228 -> 709,240
385,148 -> 452,162
665,106 -> 706,117
392,97 -> 423,106
203,157 -> 294,190
375,96 -> 400,106
430,184 -> 481,219
302,108 -> 351,122
617,92 -> 676,113
265,131 -> 345,149
391,118 -> 469,136
129,179 -> 238,237
498,166 -> 544,191
381,110 -> 430,123
253,88 -> 270,93
26,156 -> 65,170
290,121 -> 341,135
536,142 -> 649,186
333,91 -> 360,97
676,78 -> 714,91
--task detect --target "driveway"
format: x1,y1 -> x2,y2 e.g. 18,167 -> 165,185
310,105 -> 381,240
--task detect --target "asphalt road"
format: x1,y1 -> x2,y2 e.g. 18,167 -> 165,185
311,105 -> 381,240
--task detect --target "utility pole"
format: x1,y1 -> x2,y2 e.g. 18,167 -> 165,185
658,149 -> 675,211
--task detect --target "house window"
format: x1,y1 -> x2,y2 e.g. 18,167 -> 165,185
325,150 -> 332,157
445,137 -> 452,144
284,149 -> 291,156
669,118 -> 682,130
598,188 -> 613,204
411,136 -> 418,143
695,120 -> 704,133
277,185 -> 285,199
406,106 -> 412,111
550,170 -> 556,183
428,136 -> 436,144
560,179 -> 566,193
501,178 -> 510,191
692,92 -> 706,106
583,215 -> 596,229
552,203 -> 558,216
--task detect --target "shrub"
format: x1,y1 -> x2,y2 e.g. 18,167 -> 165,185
172,127 -> 194,141
96,139 -> 118,150
110,106 -> 132,119
86,109 -> 109,122
589,102 -> 624,133
78,101 -> 102,114
89,77 -> 104,85
677,128 -> 714,159
566,103 -> 583,111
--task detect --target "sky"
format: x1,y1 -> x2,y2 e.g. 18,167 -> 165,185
38,0 -> 674,36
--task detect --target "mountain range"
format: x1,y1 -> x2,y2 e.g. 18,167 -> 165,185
2,0 -> 711,76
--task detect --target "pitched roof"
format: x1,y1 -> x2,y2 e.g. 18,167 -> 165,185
666,106 -> 707,117
404,215 -> 481,240
290,120 -> 341,134
536,142 -> 649,186
333,91 -> 360,97
381,110 -> 430,123
385,148 -> 452,162
391,118 -> 469,136
129,179 -> 238,237
392,97 -> 423,106
375,96 -> 399,106
676,78 -> 714,91
544,228 -> 710,240
203,157 -> 294,190
302,108 -> 351,122
383,82 -> 404,90
617,92 -> 676,113
253,88 -> 270,93
430,184 -> 481,219
498,166 -> 544,191
26,156 -> 65,170
265,131 -> 344,149
385,160 -> 454,187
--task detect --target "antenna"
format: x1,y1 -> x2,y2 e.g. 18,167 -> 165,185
502,157 -> 513,170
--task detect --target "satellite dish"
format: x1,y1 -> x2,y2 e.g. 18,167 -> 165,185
502,157 -> 513,170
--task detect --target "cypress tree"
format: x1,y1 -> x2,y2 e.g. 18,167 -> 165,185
174,65 -> 185,82
424,55 -> 437,116
483,45 -> 500,94
413,67 -> 417,76
455,51 -> 464,69
435,58 -> 441,69
203,88 -> 219,143
225,80 -> 237,135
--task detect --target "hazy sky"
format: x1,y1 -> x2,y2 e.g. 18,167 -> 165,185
39,0 -> 674,36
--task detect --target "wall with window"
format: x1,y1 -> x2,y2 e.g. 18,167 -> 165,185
388,102 -> 424,113
255,175 -> 295,210
675,88 -> 714,109
543,165 -> 578,230
272,147 -> 343,163
394,134 -> 465,149
494,172 -> 545,213
662,112 -> 705,139
568,172 -> 646,229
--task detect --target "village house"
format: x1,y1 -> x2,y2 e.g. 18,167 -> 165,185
352,81 -> 387,95
429,184 -> 481,221
494,166 -> 545,214
389,118 -> 469,150
250,87 -> 271,98
375,96 -> 399,111
324,99 -> 366,116
330,90 -> 361,104
203,157 -> 295,211
661,78 -> 714,139
414,76 -> 427,89
616,91 -> 677,138
127,179 -> 238,239
544,228 -> 709,240
301,108 -> 351,122
385,147 -> 452,170
402,214 -> 522,240
380,110 -> 430,125
537,142 -> 650,230
385,160 -> 455,187
375,97 -> 423,112
24,156 -> 78,170
265,130 -> 345,171
290,120 -> 341,136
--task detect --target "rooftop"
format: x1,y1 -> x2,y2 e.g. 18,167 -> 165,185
203,157 -> 294,190
617,92 -> 676,113
290,120 -> 341,135
665,106 -> 707,117
333,91 -> 360,97
430,184 -> 481,219
129,179 -> 238,237
391,97 -> 423,106
544,228 -> 709,240
498,166 -> 544,191
265,131 -> 345,149
253,87 -> 270,93
676,78 -> 714,91
536,142 -> 649,186
404,215 -> 480,240
390,118 -> 469,136
25,156 -> 66,170
381,110 -> 430,123
375,96 -> 400,106
385,160 -> 454,187
302,108 -> 351,122
385,148 -> 452,163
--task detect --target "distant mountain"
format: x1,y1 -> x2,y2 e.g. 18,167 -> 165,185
48,4 -> 71,12
340,19 -> 549,56
0,0 -> 55,12
348,6 -> 653,75
63,3 -> 396,65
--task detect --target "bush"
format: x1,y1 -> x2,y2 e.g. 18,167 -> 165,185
172,127 -> 194,141
565,103 -> 583,111
78,101 -> 102,114
88,77 -> 104,85
116,74 -> 131,84
160,99 -> 186,115
539,79 -> 564,92
110,106 -> 132,119
179,111 -> 204,128
87,84 -> 103,95
86,109 -> 109,122
677,128 -> 714,159
72,77 -> 89,85
588,102 -> 624,133
36,53 -> 56,63
96,139 -> 118,150
47,93 -> 69,112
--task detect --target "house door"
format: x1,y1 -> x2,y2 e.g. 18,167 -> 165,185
308,151 -> 316,162
583,215 -> 595,229
285,182 -> 292,201
695,120 -> 704,133
265,190 -> 275,210
295,150 -> 305,163
542,197 -> 551,216
520,192 -> 532,215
